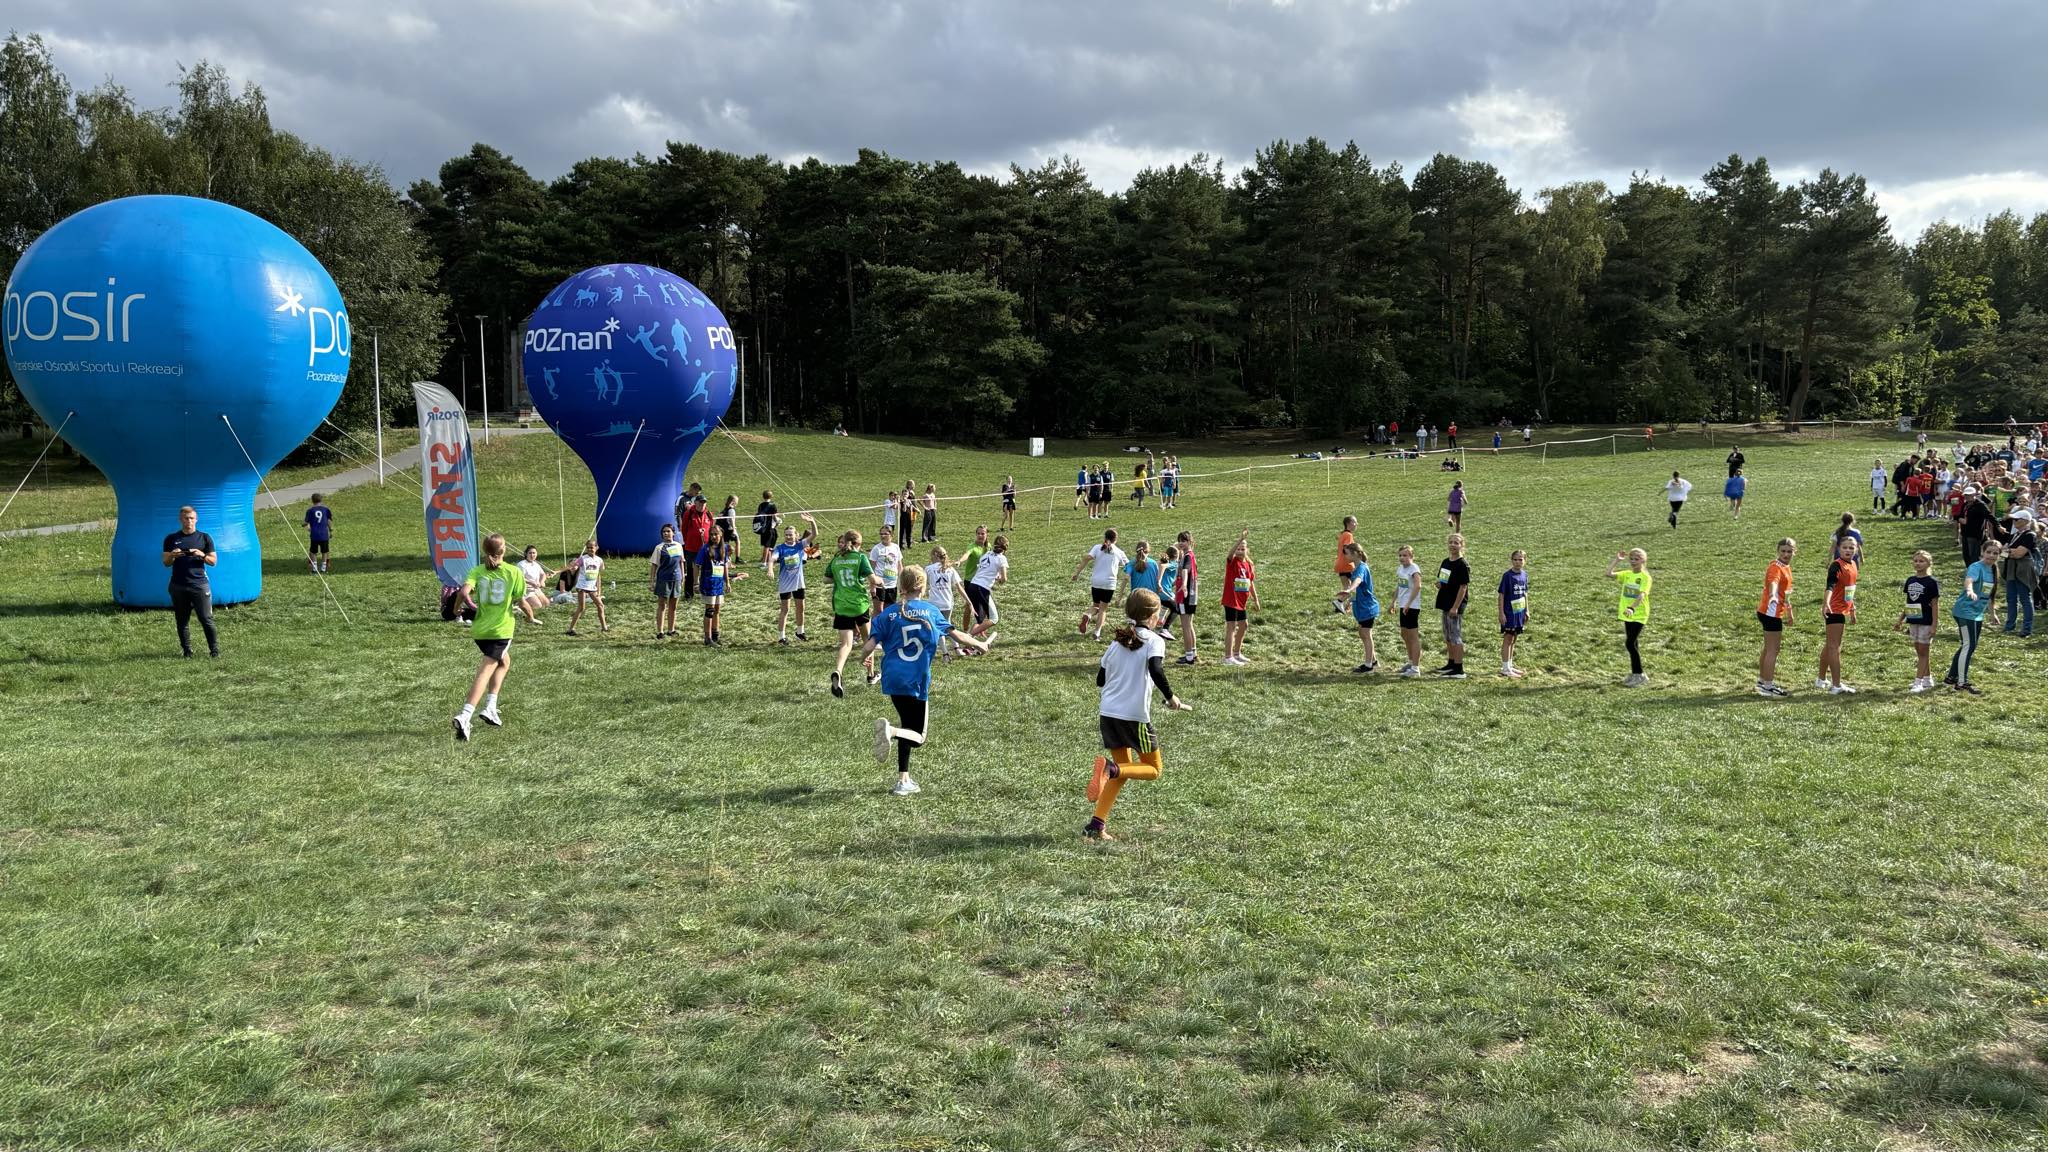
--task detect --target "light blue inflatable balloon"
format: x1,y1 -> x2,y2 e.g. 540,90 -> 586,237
3,195 -> 350,606
522,264 -> 737,553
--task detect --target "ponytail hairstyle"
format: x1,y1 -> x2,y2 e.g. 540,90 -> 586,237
898,565 -> 928,598
482,532 -> 507,568
1116,589 -> 1163,649
991,534 -> 1008,555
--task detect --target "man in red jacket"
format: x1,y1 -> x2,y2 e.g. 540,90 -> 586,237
678,492 -> 713,601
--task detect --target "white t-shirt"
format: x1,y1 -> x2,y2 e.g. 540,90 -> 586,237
881,503 -> 898,529
924,562 -> 956,611
1395,561 -> 1423,610
1099,627 -> 1168,723
869,543 -> 902,589
972,551 -> 1008,589
1087,543 -> 1128,589
1870,468 -> 1886,492
575,555 -> 604,590
518,559 -> 546,589
1665,478 -> 1693,502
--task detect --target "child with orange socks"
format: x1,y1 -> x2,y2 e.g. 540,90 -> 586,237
1085,589 -> 1192,841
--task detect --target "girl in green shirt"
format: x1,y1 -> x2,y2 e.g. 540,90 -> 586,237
1607,548 -> 1653,687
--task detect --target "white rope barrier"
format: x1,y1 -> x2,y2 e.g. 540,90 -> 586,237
221,414 -> 354,625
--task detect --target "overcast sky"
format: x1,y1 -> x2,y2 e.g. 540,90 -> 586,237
16,0 -> 2048,240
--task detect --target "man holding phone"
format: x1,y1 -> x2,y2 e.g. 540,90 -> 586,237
162,505 -> 219,657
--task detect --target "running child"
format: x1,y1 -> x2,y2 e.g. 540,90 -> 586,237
1726,468 -> 1746,518
650,523 -> 685,638
1001,475 -> 1017,530
1897,549 -> 1939,693
965,534 -> 1008,641
1221,531 -> 1259,665
1340,541 -> 1379,673
1333,515 -> 1358,613
304,493 -> 333,573
452,532 -> 536,742
1447,481 -> 1466,530
827,530 -> 876,697
869,525 -> 904,609
1073,528 -> 1128,640
1497,549 -> 1529,678
697,531 -> 734,645
1394,543 -> 1424,677
864,565 -> 991,796
1664,471 -> 1692,528
1083,588 -> 1192,841
1607,547 -> 1652,686
1757,538 -> 1795,696
772,513 -> 819,643
1817,535 -> 1860,694
566,539 -> 608,636
1433,533 -> 1470,678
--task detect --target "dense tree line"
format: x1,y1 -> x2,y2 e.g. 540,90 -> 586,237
5,35 -> 2047,443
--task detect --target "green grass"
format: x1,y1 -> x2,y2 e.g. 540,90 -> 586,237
4,426 -> 2047,1151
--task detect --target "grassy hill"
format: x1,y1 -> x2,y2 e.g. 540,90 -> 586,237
2,425 -> 2045,1151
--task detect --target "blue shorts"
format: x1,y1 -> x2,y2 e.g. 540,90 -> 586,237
654,575 -> 680,598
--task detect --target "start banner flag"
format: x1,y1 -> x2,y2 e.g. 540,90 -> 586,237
411,382 -> 478,587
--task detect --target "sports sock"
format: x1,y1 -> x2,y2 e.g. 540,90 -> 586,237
1091,775 -> 1126,823
483,693 -> 498,710
458,704 -> 474,719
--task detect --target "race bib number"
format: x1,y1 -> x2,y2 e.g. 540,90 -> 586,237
781,555 -> 799,571
1510,596 -> 1527,612
1843,584 -> 1857,603
1233,577 -> 1251,593
1438,568 -> 1452,584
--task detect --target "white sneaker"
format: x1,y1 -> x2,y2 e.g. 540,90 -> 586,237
1815,678 -> 1831,691
1399,664 -> 1422,678
479,706 -> 502,727
1831,683 -> 1857,695
452,713 -> 471,742
1908,679 -> 1930,693
891,777 -> 921,796
873,717 -> 893,764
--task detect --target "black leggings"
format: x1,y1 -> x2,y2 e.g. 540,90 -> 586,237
921,509 -> 936,541
1623,621 -> 1644,674
170,586 -> 218,655
891,695 -> 927,772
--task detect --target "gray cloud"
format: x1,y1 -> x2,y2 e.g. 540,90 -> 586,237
14,0 -> 2048,235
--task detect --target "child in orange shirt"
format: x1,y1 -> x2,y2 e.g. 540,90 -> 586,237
1756,538 -> 1795,697
1817,536 -> 1860,693
1332,515 -> 1357,614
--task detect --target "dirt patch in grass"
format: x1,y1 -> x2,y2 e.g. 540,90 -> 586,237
1634,1042 -> 1758,1106
1482,1038 -> 1527,1062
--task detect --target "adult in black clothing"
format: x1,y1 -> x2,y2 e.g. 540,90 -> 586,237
752,490 -> 780,566
1726,447 -> 1745,478
162,505 -> 219,657
1891,457 -> 1916,517
1960,488 -> 1994,567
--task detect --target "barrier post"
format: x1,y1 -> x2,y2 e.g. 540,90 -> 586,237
1542,443 -> 1548,466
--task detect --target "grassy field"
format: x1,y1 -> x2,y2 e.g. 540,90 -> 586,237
3,425 -> 2047,1151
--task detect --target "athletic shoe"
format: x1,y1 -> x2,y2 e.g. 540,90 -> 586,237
1831,683 -> 1857,695
1502,665 -> 1524,679
1083,819 -> 1114,842
565,629 -> 578,636
873,717 -> 893,764
1353,662 -> 1377,674
452,714 -> 471,742
1434,664 -> 1457,676
1087,756 -> 1109,802
777,636 -> 790,645
1956,682 -> 1982,695
479,707 -> 502,727
1078,617 -> 1089,635
830,672 -> 844,699
1399,665 -> 1422,678
1758,682 -> 1789,697
866,670 -> 881,686
1814,678 -> 1831,691
1623,673 -> 1647,687
1942,672 -> 1957,686
891,777 -> 921,796
1908,679 -> 1931,693
1332,598 -> 1347,614
1443,668 -> 1467,680
795,631 -> 807,642
1177,652 -> 1197,665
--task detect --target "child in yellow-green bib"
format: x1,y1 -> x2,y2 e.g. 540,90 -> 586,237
1607,548 -> 1653,687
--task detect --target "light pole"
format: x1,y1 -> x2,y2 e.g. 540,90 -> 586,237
371,331 -> 384,485
476,315 -> 491,445
737,334 -> 747,427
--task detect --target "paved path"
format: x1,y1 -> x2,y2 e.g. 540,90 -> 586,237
0,427 -> 545,540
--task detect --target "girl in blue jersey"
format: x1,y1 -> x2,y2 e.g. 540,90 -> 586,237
863,565 -> 990,795
697,534 -> 734,646
771,513 -> 819,644
1497,549 -> 1530,678
1339,541 -> 1380,673
1947,540 -> 2000,694
1124,540 -> 1164,598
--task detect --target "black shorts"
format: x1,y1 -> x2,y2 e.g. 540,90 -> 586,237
1224,605 -> 1247,623
879,588 -> 898,606
1176,599 -> 1196,616
474,638 -> 510,661
1501,626 -> 1523,636
308,539 -> 329,554
1099,716 -> 1157,754
1076,486 -> 1086,496
1091,586 -> 1116,606
1355,614 -> 1377,630
833,612 -> 866,632
965,582 -> 994,622
1825,612 -> 1847,625
780,589 -> 805,602
1757,612 -> 1783,633
1399,608 -> 1422,630
1003,498 -> 1016,510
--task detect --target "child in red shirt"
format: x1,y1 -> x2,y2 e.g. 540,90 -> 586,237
1221,531 -> 1260,665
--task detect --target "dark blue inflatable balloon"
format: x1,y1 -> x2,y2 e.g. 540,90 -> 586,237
522,264 -> 737,552
3,195 -> 350,607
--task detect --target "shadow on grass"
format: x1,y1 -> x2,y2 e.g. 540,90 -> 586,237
261,553 -> 435,577
800,831 -> 1060,859
0,601 -> 117,619
646,782 -> 864,812
1851,1048 -> 2048,1123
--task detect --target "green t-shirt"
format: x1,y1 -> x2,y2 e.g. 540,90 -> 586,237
960,544 -> 987,584
826,551 -> 873,616
465,562 -> 527,640
1616,569 -> 1652,624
